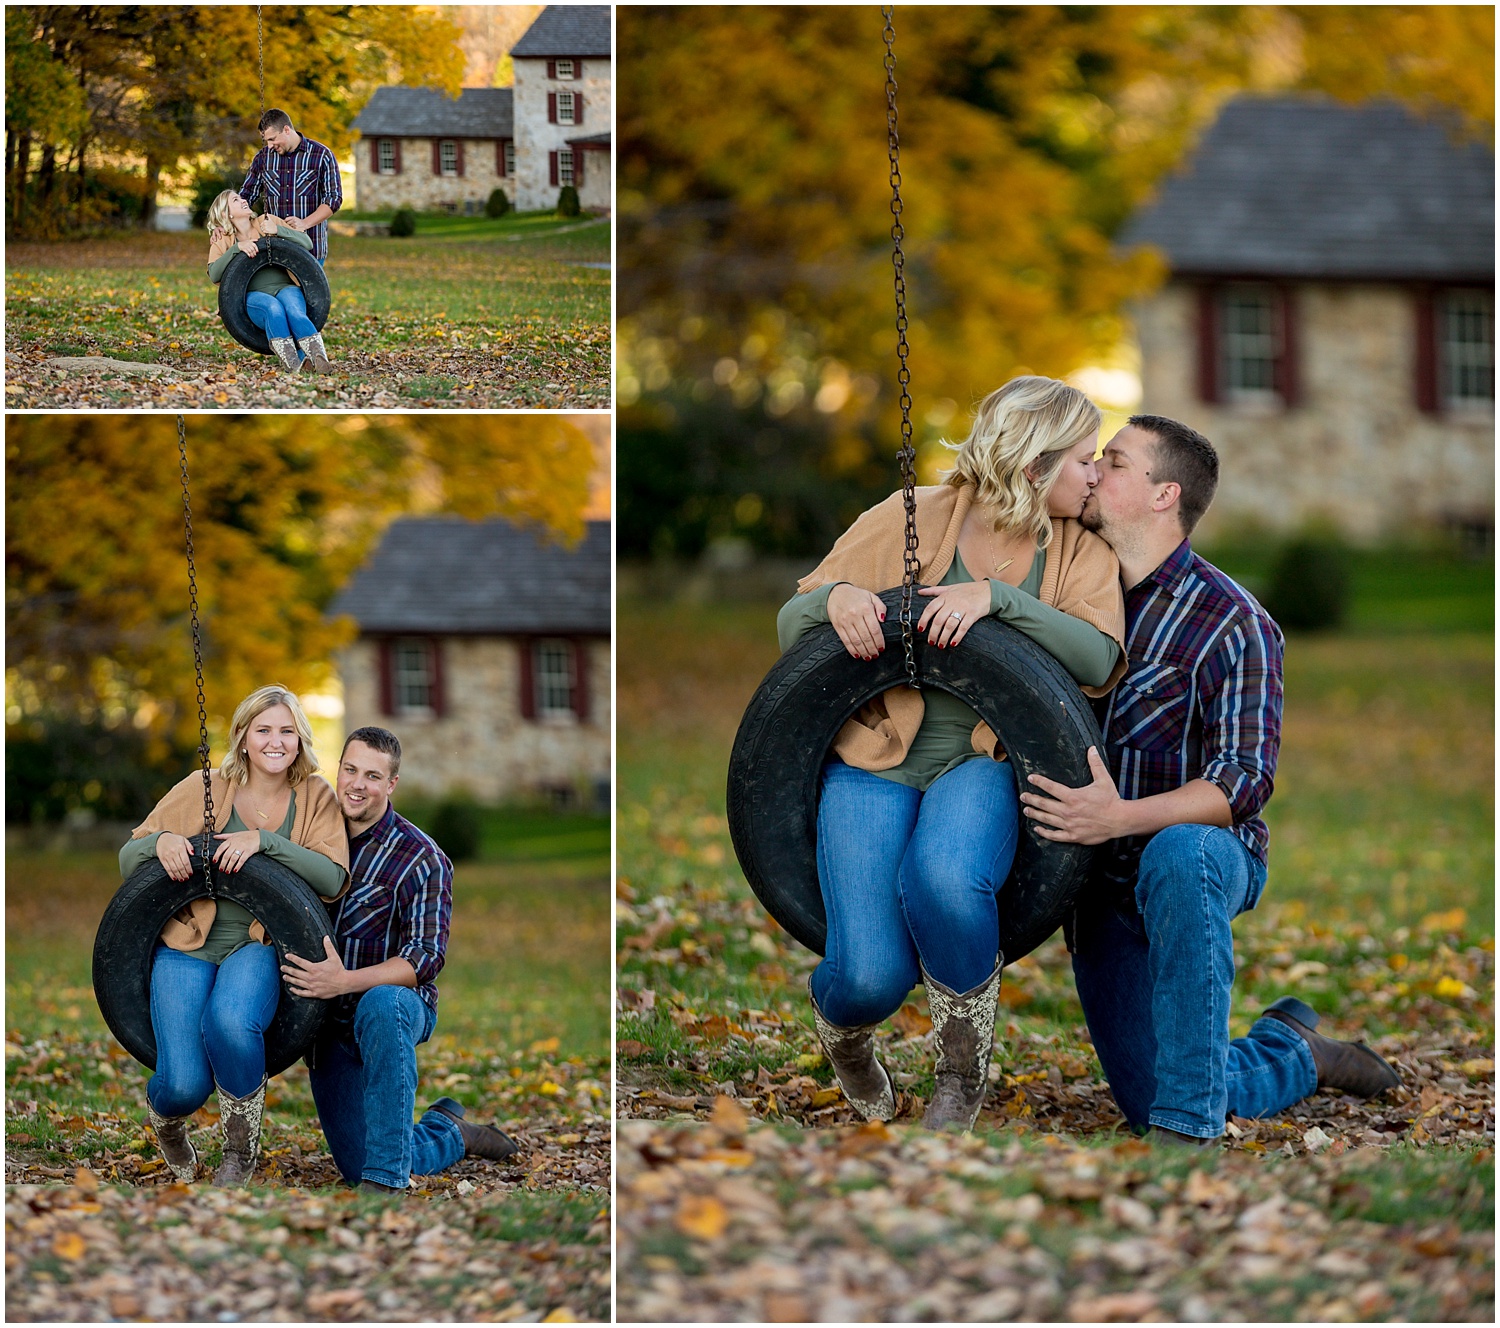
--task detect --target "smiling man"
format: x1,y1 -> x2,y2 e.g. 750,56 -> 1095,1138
282,726 -> 518,1192
1019,415 -> 1400,1145
239,108 -> 342,265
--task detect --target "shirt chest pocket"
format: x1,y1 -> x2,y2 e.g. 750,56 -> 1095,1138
1111,661 -> 1193,752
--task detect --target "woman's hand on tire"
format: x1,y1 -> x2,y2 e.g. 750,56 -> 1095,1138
917,580 -> 991,648
212,829 -> 262,872
827,583 -> 887,659
155,833 -> 196,881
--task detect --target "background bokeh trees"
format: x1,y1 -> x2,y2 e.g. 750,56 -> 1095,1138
618,5 -> 1494,560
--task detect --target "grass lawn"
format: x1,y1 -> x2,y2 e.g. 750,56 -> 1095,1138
5,806 -> 611,1321
614,553 -> 1494,1321
3,212 -> 609,409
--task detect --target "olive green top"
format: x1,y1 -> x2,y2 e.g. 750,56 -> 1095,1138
118,792 -> 346,965
207,222 -> 313,297
776,547 -> 1121,791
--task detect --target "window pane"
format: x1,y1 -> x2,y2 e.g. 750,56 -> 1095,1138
1221,286 -> 1278,400
440,141 -> 457,175
559,148 -> 575,187
378,140 -> 395,173
558,91 -> 576,126
535,641 -> 574,717
556,59 -> 574,79
504,142 -> 515,176
1443,290 -> 1494,404
394,640 -> 433,713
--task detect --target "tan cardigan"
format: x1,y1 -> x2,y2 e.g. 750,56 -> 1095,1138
131,770 -> 349,951
796,482 -> 1127,771
206,214 -> 292,275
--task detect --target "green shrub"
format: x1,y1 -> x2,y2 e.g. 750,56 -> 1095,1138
486,187 -> 511,218
389,208 -> 417,237
429,793 -> 482,862
556,185 -> 581,217
1264,529 -> 1352,631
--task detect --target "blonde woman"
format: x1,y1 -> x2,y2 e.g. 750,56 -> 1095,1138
204,189 -> 333,374
777,376 -> 1128,1131
120,685 -> 349,1187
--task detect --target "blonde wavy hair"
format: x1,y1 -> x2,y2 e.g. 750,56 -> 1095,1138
941,375 -> 1102,547
204,189 -> 256,240
219,685 -> 319,788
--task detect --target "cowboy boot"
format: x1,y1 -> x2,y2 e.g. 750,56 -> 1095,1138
427,1097 -> 521,1161
211,1076 -> 266,1188
921,959 -> 1003,1132
146,1101 -> 199,1182
1261,996 -> 1402,1098
268,335 -> 302,374
296,331 -> 333,373
808,978 -> 896,1122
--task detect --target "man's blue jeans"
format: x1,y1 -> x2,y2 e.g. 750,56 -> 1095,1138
147,942 -> 279,1113
1071,823 -> 1317,1139
811,757 -> 1020,1027
246,287 -> 316,353
307,985 -> 463,1189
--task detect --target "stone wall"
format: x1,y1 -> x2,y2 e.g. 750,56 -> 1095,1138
1134,281 -> 1495,540
512,57 -> 612,212
352,137 -> 513,214
338,635 -> 610,803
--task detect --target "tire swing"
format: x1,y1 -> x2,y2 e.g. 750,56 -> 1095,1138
216,6 -> 333,357
725,9 -> 1105,964
91,417 -> 331,1076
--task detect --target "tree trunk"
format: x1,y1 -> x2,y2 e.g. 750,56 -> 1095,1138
16,134 -> 33,222
143,154 -> 161,229
40,144 -> 56,201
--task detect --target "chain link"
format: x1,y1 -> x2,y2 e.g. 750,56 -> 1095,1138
883,6 -> 919,691
256,6 -> 266,116
177,416 -> 215,897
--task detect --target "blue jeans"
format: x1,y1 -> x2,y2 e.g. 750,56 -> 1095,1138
245,286 -> 316,351
811,757 -> 1020,1027
1071,823 -> 1317,1139
147,942 -> 280,1113
307,985 -> 463,1189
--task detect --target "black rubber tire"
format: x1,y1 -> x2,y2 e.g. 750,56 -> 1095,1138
216,237 -> 331,356
91,851 -> 333,1076
727,586 -> 1105,962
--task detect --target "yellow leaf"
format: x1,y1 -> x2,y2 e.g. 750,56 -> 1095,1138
794,1052 -> 823,1069
539,1080 -> 562,1095
52,1231 -> 87,1260
674,1194 -> 728,1241
1421,908 -> 1466,933
1387,953 -> 1408,971
529,1037 -> 561,1054
810,1087 -> 842,1108
1461,1059 -> 1494,1077
541,1311 -> 579,1324
1434,976 -> 1471,1000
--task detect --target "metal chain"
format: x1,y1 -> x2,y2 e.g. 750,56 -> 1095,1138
176,416 -> 215,897
883,6 -> 919,690
256,6 -> 265,116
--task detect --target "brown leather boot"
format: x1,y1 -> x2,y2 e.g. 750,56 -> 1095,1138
146,1101 -> 199,1181
211,1077 -> 266,1188
427,1098 -> 520,1160
1261,996 -> 1401,1098
296,331 -> 333,373
808,979 -> 895,1122
1150,1125 -> 1214,1148
921,960 -> 1003,1132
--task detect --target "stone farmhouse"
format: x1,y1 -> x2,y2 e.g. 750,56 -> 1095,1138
1123,97 -> 1493,541
350,5 -> 610,216
329,517 -> 610,808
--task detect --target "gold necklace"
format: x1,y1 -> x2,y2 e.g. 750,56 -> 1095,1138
984,511 -> 1015,578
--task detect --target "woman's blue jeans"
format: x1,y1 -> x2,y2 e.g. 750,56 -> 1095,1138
1071,823 -> 1318,1139
811,757 -> 1020,1027
245,286 -> 316,352
147,942 -> 280,1113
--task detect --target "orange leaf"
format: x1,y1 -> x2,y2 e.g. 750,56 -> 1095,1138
674,1194 -> 728,1241
52,1231 -> 87,1261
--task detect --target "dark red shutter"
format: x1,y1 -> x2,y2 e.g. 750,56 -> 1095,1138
428,638 -> 445,718
549,151 -> 559,186
1274,284 -> 1298,407
572,640 -> 589,721
574,147 -> 584,187
393,139 -> 402,174
431,140 -> 440,175
575,93 -> 584,125
370,139 -> 380,172
547,59 -> 557,78
518,638 -> 536,720
455,140 -> 465,177
547,92 -> 557,124
1196,284 -> 1220,404
495,140 -> 505,176
377,639 -> 394,716
1415,287 -> 1439,414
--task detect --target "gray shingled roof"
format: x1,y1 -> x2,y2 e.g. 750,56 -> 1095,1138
511,5 -> 610,58
352,87 -> 513,138
1124,96 -> 1494,281
329,518 -> 609,635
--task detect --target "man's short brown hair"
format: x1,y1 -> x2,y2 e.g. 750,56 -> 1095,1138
1128,414 -> 1220,535
258,108 -> 293,135
342,726 -> 401,778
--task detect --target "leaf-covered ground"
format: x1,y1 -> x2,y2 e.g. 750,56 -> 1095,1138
4,214 -> 609,409
6,818 -> 611,1321
616,591 -> 1495,1320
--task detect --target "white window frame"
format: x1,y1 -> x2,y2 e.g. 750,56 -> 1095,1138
439,140 -> 458,177
1220,284 -> 1279,405
556,90 -> 577,127
377,139 -> 396,175
555,58 -> 576,80
504,141 -> 516,178
558,147 -> 575,187
1442,289 -> 1494,408
393,639 -> 436,717
535,640 -> 576,721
